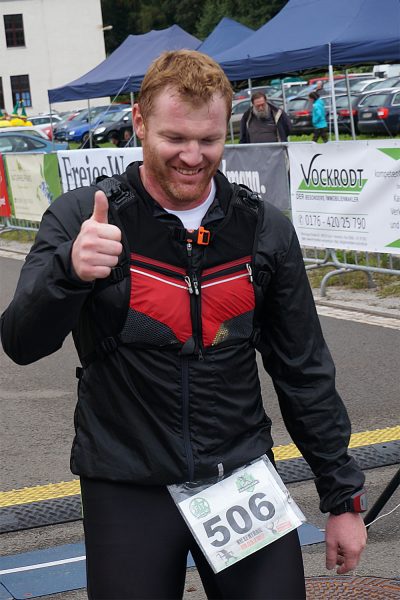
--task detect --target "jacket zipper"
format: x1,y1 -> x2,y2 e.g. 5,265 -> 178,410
132,251 -> 200,481
185,242 -> 203,357
182,355 -> 195,480
202,258 -> 253,287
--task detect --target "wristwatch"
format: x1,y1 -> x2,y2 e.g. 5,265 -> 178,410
330,489 -> 367,515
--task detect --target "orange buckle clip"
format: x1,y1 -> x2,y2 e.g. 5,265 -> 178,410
197,226 -> 211,246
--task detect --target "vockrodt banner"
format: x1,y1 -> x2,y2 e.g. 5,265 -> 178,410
289,141 -> 400,254
0,155 -> 11,217
4,154 -> 62,222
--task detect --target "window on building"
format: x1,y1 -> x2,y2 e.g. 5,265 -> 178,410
10,75 -> 32,107
4,14 -> 25,47
0,78 -> 4,109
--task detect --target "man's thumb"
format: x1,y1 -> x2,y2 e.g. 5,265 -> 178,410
92,190 -> 109,224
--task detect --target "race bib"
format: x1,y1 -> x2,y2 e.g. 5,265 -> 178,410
168,455 -> 305,573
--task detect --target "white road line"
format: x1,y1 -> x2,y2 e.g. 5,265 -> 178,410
0,249 -> 26,261
317,305 -> 400,330
0,555 -> 85,575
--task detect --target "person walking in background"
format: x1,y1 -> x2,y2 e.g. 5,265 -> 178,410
309,91 -> 328,142
122,128 -> 134,147
1,50 -> 366,599
239,91 -> 292,143
314,80 -> 325,95
108,132 -> 125,147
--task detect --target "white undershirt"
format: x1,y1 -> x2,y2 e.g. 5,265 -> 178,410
164,179 -> 216,230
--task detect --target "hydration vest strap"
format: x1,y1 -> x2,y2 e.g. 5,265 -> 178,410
80,335 -> 121,368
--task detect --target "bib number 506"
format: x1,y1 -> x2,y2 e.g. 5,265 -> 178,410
203,492 -> 275,547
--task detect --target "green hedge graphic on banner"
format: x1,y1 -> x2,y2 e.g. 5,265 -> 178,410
386,239 -> 400,248
378,148 -> 400,161
298,178 -> 368,194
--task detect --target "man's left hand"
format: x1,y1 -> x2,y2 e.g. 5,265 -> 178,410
325,513 -> 367,574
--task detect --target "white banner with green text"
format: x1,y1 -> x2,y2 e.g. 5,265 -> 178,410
288,140 -> 400,254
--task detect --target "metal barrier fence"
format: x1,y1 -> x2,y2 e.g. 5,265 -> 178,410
303,247 -> 400,296
2,216 -> 400,298
0,216 -> 39,232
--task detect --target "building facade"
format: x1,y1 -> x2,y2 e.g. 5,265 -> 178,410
0,0 -> 109,115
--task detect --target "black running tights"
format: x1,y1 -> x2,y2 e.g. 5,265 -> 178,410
80,477 -> 306,600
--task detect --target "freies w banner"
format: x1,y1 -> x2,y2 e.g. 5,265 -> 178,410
57,145 -> 291,212
289,141 -> 400,255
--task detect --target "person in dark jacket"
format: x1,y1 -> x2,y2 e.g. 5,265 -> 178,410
1,50 -> 366,600
239,91 -> 292,143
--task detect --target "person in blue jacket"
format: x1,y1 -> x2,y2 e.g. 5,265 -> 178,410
309,91 -> 328,142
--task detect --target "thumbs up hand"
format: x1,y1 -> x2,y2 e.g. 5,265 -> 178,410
71,190 -> 123,282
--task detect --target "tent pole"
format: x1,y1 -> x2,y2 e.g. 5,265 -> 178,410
130,92 -> 137,147
87,99 -> 93,148
49,102 -> 55,152
345,69 -> 356,140
328,44 -> 339,141
280,80 -> 287,112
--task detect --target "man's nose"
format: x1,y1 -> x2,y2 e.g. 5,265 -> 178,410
179,141 -> 202,165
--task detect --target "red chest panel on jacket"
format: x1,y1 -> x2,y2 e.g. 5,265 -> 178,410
126,253 -> 255,348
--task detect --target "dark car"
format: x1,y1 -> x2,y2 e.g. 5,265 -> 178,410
93,107 -> 132,144
286,94 -> 332,134
357,89 -> 400,135
286,96 -> 313,133
233,85 -> 277,102
53,105 -> 126,143
335,94 -> 361,133
287,93 -> 362,135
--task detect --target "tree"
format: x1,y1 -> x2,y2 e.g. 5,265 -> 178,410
100,0 -> 289,53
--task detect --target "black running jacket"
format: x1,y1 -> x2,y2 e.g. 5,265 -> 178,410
0,163 -> 364,512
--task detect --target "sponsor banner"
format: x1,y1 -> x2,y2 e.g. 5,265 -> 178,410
221,145 -> 290,211
4,154 -> 63,222
289,141 -> 400,254
57,145 -> 290,211
57,148 -> 143,192
0,155 -> 11,217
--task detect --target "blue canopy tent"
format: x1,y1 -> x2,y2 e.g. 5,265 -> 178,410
48,25 -> 200,103
215,0 -> 400,79
214,0 -> 400,138
196,17 -> 254,57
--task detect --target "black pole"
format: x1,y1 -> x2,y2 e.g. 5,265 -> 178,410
364,467 -> 400,528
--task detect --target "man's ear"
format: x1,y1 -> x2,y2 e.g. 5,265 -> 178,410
132,103 -> 145,140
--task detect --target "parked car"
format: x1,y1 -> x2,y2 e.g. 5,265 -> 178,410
286,96 -> 313,133
54,104 -> 127,143
0,131 -> 68,153
357,89 -> 400,135
337,78 -> 381,94
233,85 -> 277,102
286,94 -> 333,134
334,94 -> 361,133
28,114 -> 63,140
93,107 -> 132,144
0,125 -> 49,139
360,76 -> 400,94
228,99 -> 251,136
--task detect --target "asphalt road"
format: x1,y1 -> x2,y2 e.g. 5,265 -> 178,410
1,253 -> 399,599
